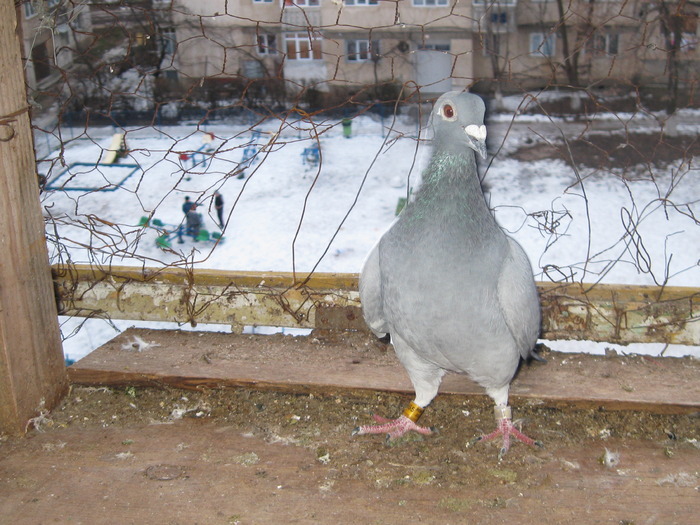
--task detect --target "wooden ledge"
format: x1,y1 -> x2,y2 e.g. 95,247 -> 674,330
69,328 -> 700,415
54,264 -> 700,345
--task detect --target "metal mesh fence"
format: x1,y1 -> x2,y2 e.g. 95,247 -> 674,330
19,0 -> 699,357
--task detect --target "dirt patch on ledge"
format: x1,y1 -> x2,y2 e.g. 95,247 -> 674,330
2,384 -> 699,524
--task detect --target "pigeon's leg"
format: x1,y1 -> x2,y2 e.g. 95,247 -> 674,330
352,401 -> 434,439
353,341 -> 444,440
471,405 -> 543,459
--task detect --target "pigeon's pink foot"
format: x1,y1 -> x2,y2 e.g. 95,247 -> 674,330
352,414 -> 434,440
472,406 -> 543,459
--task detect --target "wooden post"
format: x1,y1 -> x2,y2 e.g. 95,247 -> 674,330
0,3 -> 67,435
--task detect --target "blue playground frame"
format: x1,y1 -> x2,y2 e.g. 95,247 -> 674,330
44,162 -> 141,192
240,130 -> 262,168
180,142 -> 214,170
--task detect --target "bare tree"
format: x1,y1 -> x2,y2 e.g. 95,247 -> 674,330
655,0 -> 694,114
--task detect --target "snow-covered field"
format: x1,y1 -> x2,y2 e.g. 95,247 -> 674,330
37,102 -> 700,361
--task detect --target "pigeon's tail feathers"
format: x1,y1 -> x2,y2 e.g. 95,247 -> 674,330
497,238 -> 542,361
528,345 -> 547,363
359,242 -> 390,336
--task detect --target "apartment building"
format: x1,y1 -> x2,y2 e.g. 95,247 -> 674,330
171,0 -> 475,95
19,0 -> 697,106
20,1 -> 93,94
472,0 -> 699,91
167,0 -> 698,95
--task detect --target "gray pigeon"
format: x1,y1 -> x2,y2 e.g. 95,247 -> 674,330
354,91 -> 542,457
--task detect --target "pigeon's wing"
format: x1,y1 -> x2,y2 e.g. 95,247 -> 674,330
359,241 -> 390,337
497,237 -> 541,360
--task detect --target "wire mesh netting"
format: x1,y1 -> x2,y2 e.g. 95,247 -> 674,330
19,0 -> 699,358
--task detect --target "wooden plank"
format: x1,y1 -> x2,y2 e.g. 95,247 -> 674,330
539,281 -> 700,346
3,412 -> 698,524
68,328 -> 700,415
54,264 -> 700,345
0,5 -> 67,435
53,264 -> 360,332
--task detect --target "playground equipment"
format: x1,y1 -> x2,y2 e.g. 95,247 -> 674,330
301,143 -> 320,167
178,132 -> 215,170
138,215 -> 223,250
101,133 -> 127,165
342,117 -> 352,138
240,130 -> 262,168
44,162 -> 140,192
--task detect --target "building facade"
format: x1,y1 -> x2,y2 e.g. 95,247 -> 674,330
166,0 -> 698,95
170,0 -> 476,96
472,0 -> 699,91
19,0 -> 699,107
20,1 -> 93,94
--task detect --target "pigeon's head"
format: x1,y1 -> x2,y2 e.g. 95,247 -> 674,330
431,91 -> 487,159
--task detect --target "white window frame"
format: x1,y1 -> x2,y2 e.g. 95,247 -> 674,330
603,33 -> 619,55
160,28 -> 177,57
681,32 -> 698,52
254,0 -> 273,3
283,0 -> 320,6
257,33 -> 278,56
24,2 -> 37,18
530,32 -> 556,57
284,32 -> 322,60
586,33 -> 619,57
345,0 -> 379,5
417,42 -> 451,51
346,39 -> 378,62
472,0 -> 516,5
412,0 -> 449,6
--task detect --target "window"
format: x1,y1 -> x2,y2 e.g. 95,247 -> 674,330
417,43 -> 450,51
681,32 -> 698,51
284,0 -> 320,6
24,2 -> 36,18
530,32 -> 556,57
490,11 -> 508,25
586,33 -> 619,56
285,32 -> 322,60
605,34 -> 618,55
26,0 -> 62,18
257,34 -> 278,55
346,40 -> 379,61
31,42 -> 53,82
160,28 -> 177,56
345,0 -> 379,5
413,0 -> 449,6
253,0 -> 273,3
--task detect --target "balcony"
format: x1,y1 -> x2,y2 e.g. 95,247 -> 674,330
281,4 -> 321,30
472,1 -> 517,34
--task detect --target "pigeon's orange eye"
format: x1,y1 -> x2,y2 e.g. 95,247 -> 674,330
443,104 -> 455,119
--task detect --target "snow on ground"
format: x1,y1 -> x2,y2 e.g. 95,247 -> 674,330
37,104 -> 700,362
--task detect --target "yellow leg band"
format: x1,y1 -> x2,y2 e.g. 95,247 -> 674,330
402,402 -> 424,423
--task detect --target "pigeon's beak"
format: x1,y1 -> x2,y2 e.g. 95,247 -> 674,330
465,125 -> 487,159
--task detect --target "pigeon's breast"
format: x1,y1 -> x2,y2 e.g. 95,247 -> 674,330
378,211 -> 514,371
